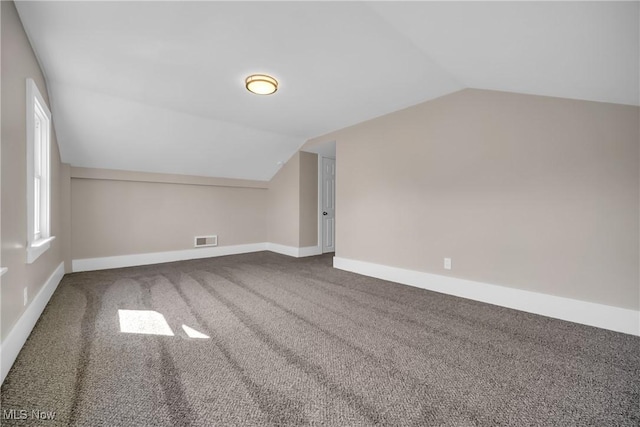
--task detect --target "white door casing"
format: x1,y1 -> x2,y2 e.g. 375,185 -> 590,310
322,157 -> 336,253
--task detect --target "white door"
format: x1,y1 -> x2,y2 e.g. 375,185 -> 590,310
322,157 -> 336,253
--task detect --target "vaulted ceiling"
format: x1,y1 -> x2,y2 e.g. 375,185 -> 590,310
15,1 -> 639,181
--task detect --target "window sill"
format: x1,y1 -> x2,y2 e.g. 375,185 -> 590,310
27,236 -> 55,264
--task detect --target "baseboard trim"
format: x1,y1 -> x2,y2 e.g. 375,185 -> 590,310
1,262 -> 65,385
333,256 -> 640,336
72,243 -> 269,272
72,242 -> 324,272
265,243 -> 298,257
297,245 -> 323,257
267,243 -> 322,258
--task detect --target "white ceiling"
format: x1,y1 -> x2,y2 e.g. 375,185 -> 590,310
15,1 -> 639,181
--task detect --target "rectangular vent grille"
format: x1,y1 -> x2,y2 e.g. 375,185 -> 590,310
194,235 -> 218,248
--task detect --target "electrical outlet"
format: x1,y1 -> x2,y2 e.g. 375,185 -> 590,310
444,258 -> 452,270
24,287 -> 28,306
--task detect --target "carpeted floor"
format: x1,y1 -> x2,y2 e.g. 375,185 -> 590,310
1,252 -> 639,426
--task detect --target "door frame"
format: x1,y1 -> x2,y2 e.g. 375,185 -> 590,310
318,155 -> 336,254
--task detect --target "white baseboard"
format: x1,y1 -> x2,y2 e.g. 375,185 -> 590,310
72,243 -> 269,272
267,243 -> 322,258
72,242 -> 324,272
297,245 -> 323,257
265,243 -> 298,257
333,256 -> 640,336
1,262 -> 65,385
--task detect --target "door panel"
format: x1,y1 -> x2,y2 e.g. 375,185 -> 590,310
322,157 -> 335,253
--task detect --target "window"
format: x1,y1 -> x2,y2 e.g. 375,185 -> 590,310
26,79 -> 54,263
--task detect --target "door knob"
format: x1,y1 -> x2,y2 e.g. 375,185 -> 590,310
323,212 -> 328,215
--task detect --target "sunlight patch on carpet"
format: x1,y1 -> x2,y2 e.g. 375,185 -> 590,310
118,309 -> 174,336
182,324 -> 210,339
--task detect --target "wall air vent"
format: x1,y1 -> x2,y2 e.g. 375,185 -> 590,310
194,235 -> 218,248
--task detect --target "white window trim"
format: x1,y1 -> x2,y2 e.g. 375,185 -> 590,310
26,79 -> 54,264
27,236 -> 56,264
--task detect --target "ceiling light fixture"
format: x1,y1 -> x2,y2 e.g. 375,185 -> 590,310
245,74 -> 278,95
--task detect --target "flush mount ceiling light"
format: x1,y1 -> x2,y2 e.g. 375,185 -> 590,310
245,74 -> 278,95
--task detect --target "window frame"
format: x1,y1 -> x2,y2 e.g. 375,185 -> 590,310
26,79 -> 55,263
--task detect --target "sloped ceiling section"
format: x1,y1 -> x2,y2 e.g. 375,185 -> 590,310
369,2 -> 639,106
15,1 -> 639,181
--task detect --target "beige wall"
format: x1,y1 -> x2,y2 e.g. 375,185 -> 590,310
72,151 -> 318,260
267,152 -> 301,247
266,151 -> 318,248
61,164 -> 72,271
1,1 -> 66,340
306,89 -> 639,310
71,169 -> 267,259
299,152 -> 318,247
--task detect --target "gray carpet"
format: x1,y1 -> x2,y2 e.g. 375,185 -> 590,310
1,252 -> 639,426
